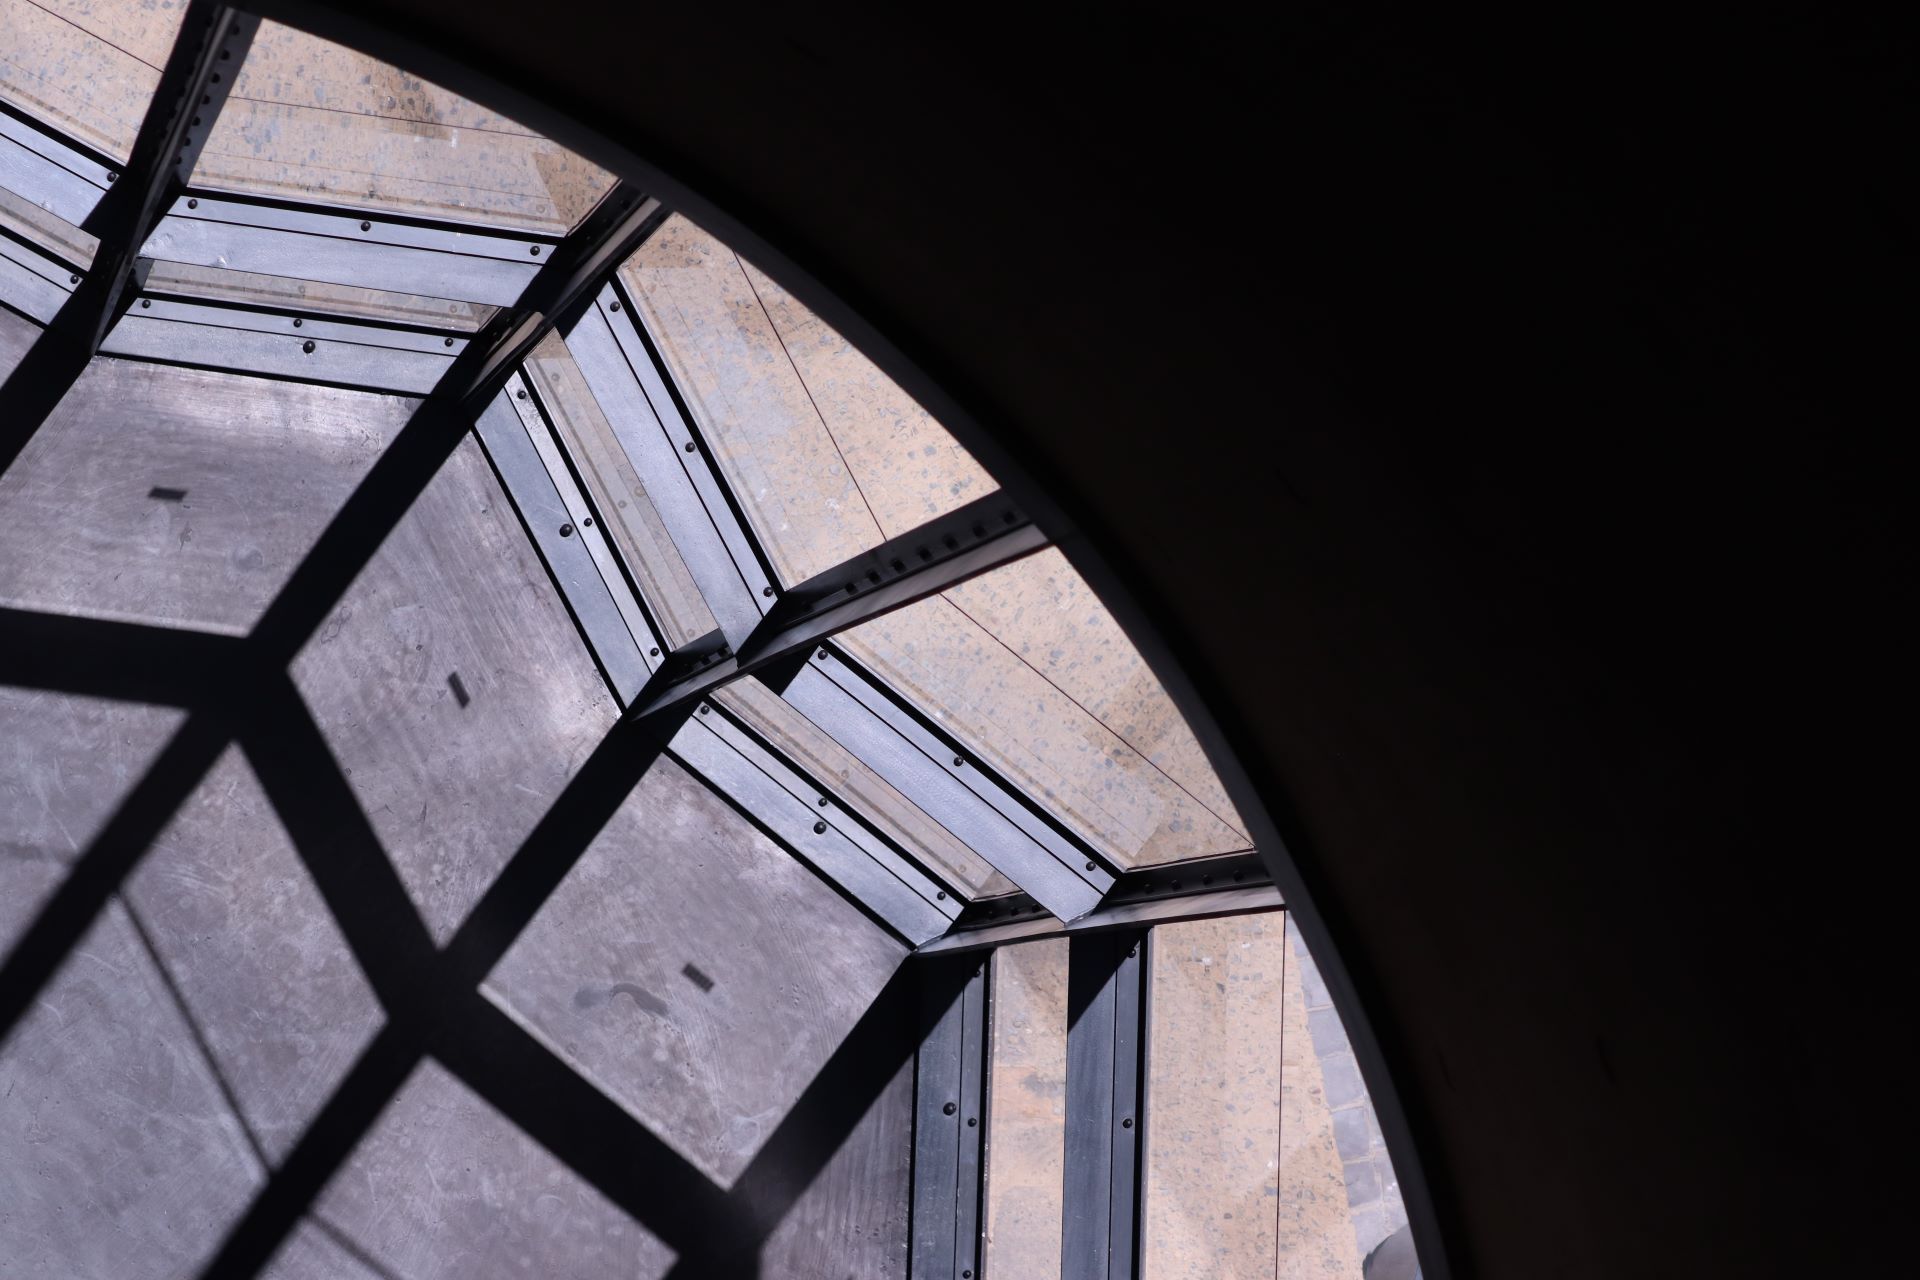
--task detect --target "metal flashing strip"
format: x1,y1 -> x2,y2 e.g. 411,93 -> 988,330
910,956 -> 989,1280
789,650 -> 1111,919
0,235 -> 76,323
666,710 -> 954,945
695,695 -> 957,916
472,386 -> 655,703
0,108 -> 113,226
141,212 -> 540,306
1062,930 -> 1149,1280
502,371 -> 667,681
99,301 -> 457,393
159,195 -> 556,260
564,295 -> 767,645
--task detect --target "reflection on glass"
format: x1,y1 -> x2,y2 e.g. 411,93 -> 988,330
316,1060 -> 675,1280
1142,914 -> 1290,1278
620,214 -> 996,587
483,752 -> 906,1188
0,181 -> 97,267
839,548 -> 1249,869
143,259 -> 495,330
982,938 -> 1068,1279
192,21 -> 613,233
0,0 -> 185,161
526,330 -> 718,650
713,675 -> 1010,897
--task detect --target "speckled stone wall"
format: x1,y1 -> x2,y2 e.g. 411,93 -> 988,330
1142,913 -> 1288,1278
622,214 -> 992,588
842,578 -> 1251,869
192,20 -> 612,233
0,0 -> 182,161
982,937 -> 1069,1278
1277,916 -> 1367,1278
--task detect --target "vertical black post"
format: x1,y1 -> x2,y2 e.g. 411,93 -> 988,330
912,955 -> 989,1279
1062,929 -> 1148,1280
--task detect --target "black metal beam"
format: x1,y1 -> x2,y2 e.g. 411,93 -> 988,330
73,2 -> 258,353
624,494 -> 1047,724
0,4 -> 254,479
1062,930 -> 1148,1280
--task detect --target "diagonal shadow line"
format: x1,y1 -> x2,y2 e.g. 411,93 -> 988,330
245,396 -> 468,666
0,606 -> 243,706
198,1024 -> 421,1280
237,675 -> 443,1014
727,959 -> 934,1238
0,709 -> 232,1042
656,957 -> 964,1280
432,992 -> 733,1256
0,304 -> 94,483
438,709 -> 681,987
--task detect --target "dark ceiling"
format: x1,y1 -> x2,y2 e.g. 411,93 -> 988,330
248,3 -> 1905,1274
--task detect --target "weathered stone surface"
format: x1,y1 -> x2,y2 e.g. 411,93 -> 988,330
1276,916 -> 1365,1280
126,748 -> 385,1162
0,900 -> 263,1279
293,435 -> 615,943
316,1058 -> 676,1279
1142,913 -> 1285,1279
195,21 -> 612,234
0,360 -> 415,635
483,753 -> 905,1187
0,687 -> 182,955
982,937 -> 1069,1278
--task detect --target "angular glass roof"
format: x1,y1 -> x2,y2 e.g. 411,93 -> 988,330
0,11 -> 1416,1277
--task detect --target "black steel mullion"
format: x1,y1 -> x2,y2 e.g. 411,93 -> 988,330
1063,930 -> 1148,1280
953,965 -> 989,1280
912,956 -> 988,1279
622,518 -> 1052,726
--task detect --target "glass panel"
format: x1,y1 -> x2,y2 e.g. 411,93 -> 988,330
0,687 -> 182,954
316,1059 -> 675,1279
0,179 -> 97,267
0,0 -> 185,162
0,361 -> 418,634
1142,913 -> 1291,1278
192,21 -> 614,234
144,259 -> 496,331
126,748 -> 384,1163
982,938 -> 1069,1278
483,751 -> 906,1188
713,674 -> 1013,897
526,330 -> 718,649
292,435 -> 618,943
620,214 -> 996,587
0,899 -> 262,1278
839,548 -> 1250,869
